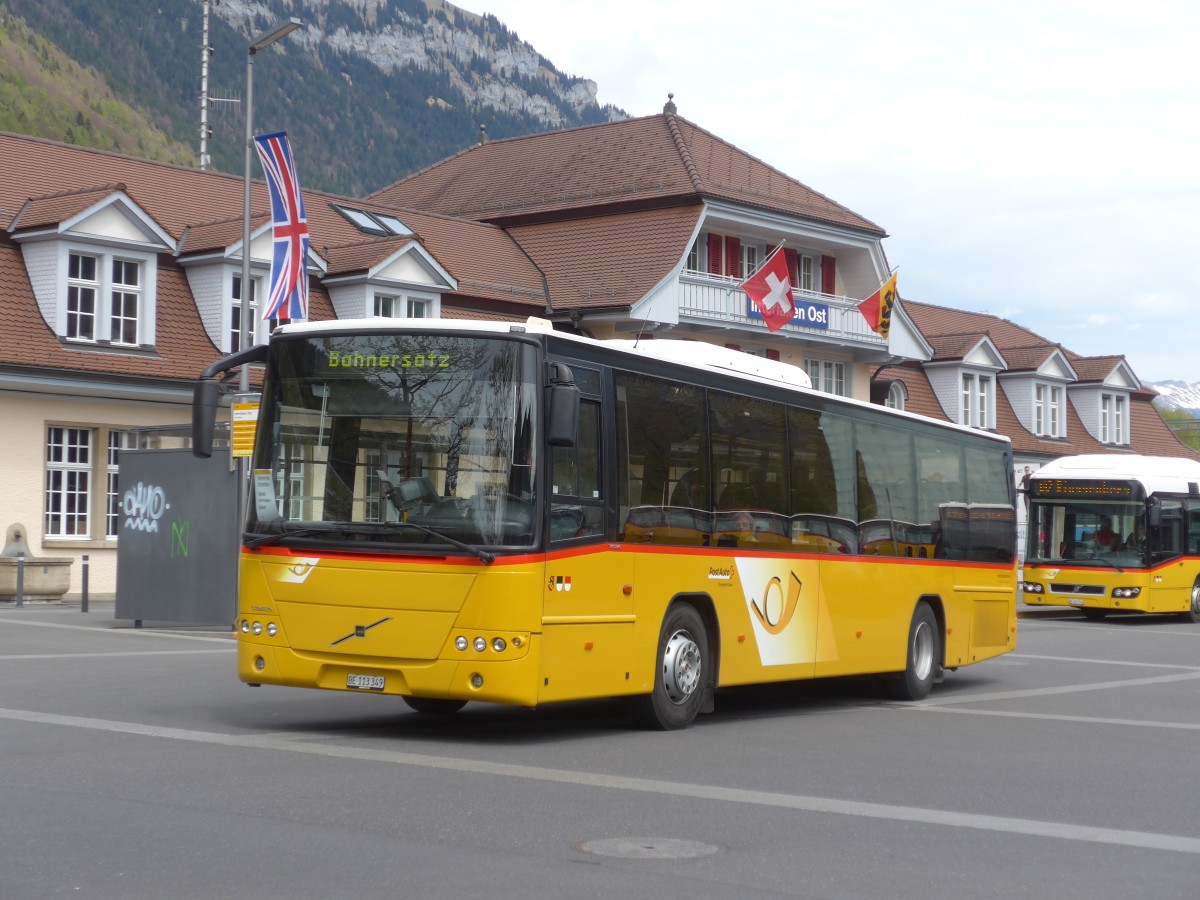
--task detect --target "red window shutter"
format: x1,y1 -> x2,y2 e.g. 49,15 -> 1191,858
785,248 -> 799,288
766,349 -> 780,361
821,256 -> 836,295
726,237 -> 741,279
707,234 -> 723,275
725,343 -> 741,352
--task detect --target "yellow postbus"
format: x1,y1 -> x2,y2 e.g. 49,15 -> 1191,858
193,318 -> 1018,728
1022,454 -> 1200,622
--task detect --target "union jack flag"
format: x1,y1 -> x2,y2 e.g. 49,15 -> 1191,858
253,131 -> 309,321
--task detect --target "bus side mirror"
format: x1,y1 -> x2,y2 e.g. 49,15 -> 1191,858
1148,499 -> 1162,527
192,378 -> 221,459
547,363 -> 579,448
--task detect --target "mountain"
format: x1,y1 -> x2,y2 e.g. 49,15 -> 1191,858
1150,381 -> 1200,417
0,0 -> 626,197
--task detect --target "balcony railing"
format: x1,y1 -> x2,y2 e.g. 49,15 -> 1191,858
676,270 -> 886,346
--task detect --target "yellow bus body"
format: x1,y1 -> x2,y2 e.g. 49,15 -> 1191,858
236,543 -> 1017,706
1022,558 -> 1195,616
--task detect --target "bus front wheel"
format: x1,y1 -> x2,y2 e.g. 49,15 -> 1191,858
1187,580 -> 1200,624
631,604 -> 709,730
402,696 -> 467,715
883,602 -> 941,701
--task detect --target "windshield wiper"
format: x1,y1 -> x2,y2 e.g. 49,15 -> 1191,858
383,520 -> 495,564
245,525 -> 342,549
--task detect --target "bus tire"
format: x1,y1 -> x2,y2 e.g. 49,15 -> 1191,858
631,603 -> 708,730
883,602 -> 941,701
1186,580 -> 1200,624
402,696 -> 467,715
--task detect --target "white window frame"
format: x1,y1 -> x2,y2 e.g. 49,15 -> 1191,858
961,373 -> 992,429
1049,385 -> 1062,437
374,291 -> 431,319
105,430 -> 139,539
230,273 -> 265,352
805,358 -> 846,396
1034,384 -> 1046,435
67,251 -> 98,341
885,383 -> 905,410
740,243 -> 759,280
110,258 -> 141,346
797,254 -> 814,292
62,247 -> 154,346
45,426 -> 93,539
1101,393 -> 1127,444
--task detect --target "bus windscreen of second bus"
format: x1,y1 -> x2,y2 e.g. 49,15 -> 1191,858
1027,491 -> 1146,565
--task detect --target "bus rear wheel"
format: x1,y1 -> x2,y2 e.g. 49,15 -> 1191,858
883,602 -> 941,701
402,696 -> 467,715
631,604 -> 709,730
1186,580 -> 1200,624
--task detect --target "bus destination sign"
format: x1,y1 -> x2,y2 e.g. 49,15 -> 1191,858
1032,478 -> 1135,500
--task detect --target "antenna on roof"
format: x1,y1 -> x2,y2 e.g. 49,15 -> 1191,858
663,93 -> 676,114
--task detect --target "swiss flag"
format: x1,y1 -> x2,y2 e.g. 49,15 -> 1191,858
741,246 -> 794,332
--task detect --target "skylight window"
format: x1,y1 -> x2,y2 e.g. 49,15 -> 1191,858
332,204 -> 412,237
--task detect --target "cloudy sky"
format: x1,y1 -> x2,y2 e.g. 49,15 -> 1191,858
472,0 -> 1199,384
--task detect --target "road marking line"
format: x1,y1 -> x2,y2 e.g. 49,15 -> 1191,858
1,706 -> 1198,856
923,670 -> 1200,706
911,706 -> 1200,731
1010,653 -> 1200,671
0,619 -> 232,643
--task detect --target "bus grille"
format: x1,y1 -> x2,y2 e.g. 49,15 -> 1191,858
1048,583 -> 1105,596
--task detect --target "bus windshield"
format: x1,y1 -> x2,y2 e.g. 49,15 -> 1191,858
1026,497 -> 1147,566
248,332 -> 540,551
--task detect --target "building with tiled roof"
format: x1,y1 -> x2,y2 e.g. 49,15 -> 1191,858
0,96 -> 1189,598
873,299 -> 1198,483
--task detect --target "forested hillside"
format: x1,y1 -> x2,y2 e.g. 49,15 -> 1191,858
0,0 -> 624,196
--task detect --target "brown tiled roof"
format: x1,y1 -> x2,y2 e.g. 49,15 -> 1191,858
873,363 -> 947,419
507,205 -> 704,312
879,299 -> 1199,461
926,332 -> 989,362
368,113 -> 886,235
901,299 -> 1052,348
999,344 -> 1066,373
178,214 -> 269,256
9,184 -> 129,231
1065,353 -> 1127,384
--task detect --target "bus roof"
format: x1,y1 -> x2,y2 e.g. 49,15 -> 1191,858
1033,454 -> 1200,494
272,316 -> 1010,446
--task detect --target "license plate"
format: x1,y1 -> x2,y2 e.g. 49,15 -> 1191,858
1068,599 -> 1084,607
347,673 -> 385,690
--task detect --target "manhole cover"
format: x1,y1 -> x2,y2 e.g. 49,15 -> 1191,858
573,837 -> 724,860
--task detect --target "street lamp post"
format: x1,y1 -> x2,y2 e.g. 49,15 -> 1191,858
240,16 -> 303,393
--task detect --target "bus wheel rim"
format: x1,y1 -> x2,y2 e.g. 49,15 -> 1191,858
913,621 -> 934,682
1192,584 -> 1200,616
662,629 -> 702,704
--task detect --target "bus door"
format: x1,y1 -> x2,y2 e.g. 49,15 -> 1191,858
540,372 -> 633,700
1145,497 -> 1191,612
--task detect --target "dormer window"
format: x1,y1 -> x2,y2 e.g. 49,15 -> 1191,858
64,249 -> 152,347
961,373 -> 993,429
1034,383 -> 1064,438
1100,393 -> 1127,444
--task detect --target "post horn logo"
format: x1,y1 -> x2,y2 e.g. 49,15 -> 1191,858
750,571 -> 802,634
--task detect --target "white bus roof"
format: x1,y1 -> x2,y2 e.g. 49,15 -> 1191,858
272,316 -> 1009,445
1033,454 -> 1200,494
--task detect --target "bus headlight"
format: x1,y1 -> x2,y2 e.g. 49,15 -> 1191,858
1021,582 -> 1044,594
492,637 -> 507,653
1112,587 -> 1142,599
473,636 -> 487,652
455,636 -> 469,651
